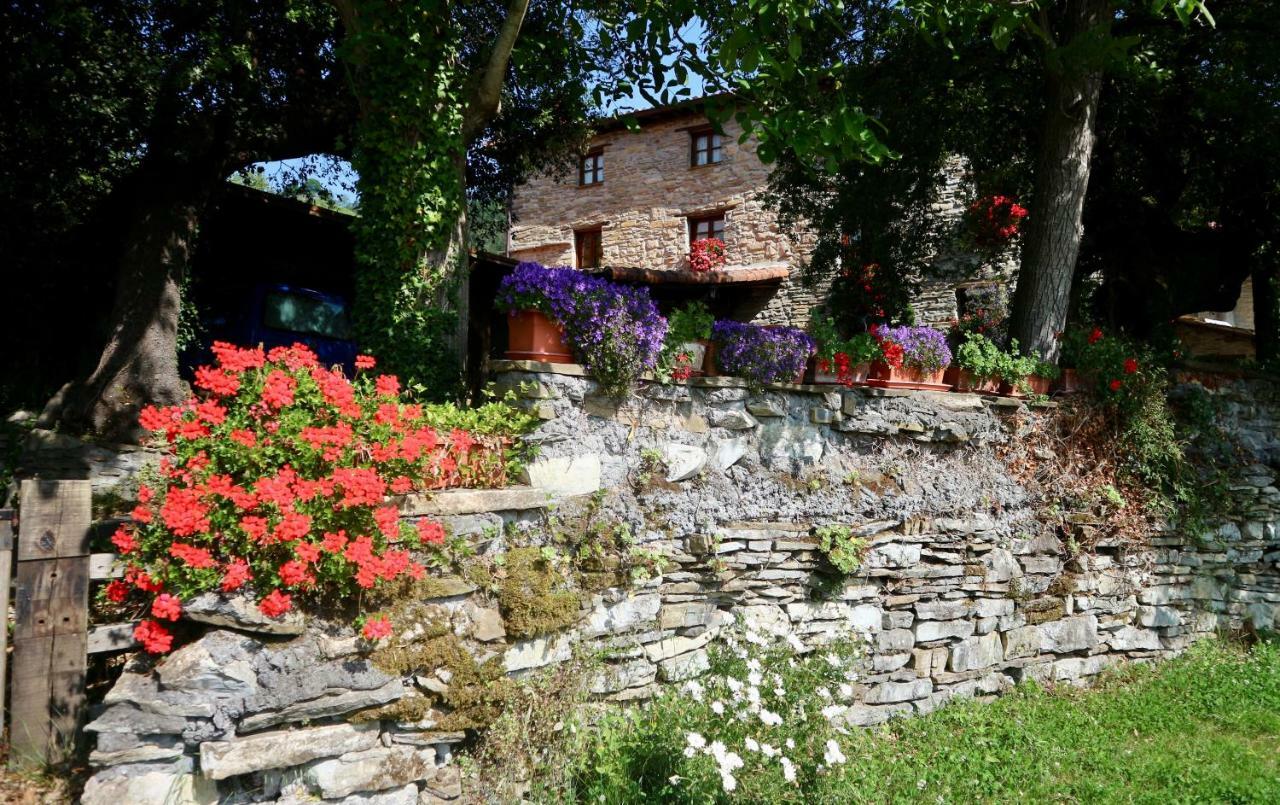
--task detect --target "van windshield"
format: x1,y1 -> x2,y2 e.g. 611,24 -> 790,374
263,291 -> 351,339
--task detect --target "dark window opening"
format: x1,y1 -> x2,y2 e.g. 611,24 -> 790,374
575,227 -> 603,269
688,214 -> 726,245
690,129 -> 723,166
579,150 -> 604,185
263,291 -> 351,339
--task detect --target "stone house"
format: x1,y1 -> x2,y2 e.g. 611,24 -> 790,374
507,99 -> 1015,330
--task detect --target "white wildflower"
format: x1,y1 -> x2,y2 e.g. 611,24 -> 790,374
747,658 -> 762,672
760,743 -> 777,758
823,739 -> 847,765
917,779 -> 927,790
786,738 -> 796,750
711,701 -> 725,716
709,740 -> 727,760
720,771 -> 738,793
773,686 -> 786,697
821,704 -> 845,721
823,652 -> 841,668
780,756 -> 797,783
745,737 -> 760,752
748,670 -> 763,687
838,683 -> 854,700
668,775 -> 681,786
682,680 -> 705,702
786,633 -> 806,652
747,686 -> 761,706
686,732 -> 707,750
725,677 -> 744,694
759,708 -> 783,727
816,686 -> 833,700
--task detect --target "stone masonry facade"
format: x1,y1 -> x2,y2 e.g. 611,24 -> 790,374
81,367 -> 1280,803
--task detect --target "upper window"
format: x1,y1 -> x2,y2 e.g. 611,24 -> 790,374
688,213 -> 726,245
575,227 -> 603,269
690,128 -> 723,167
579,149 -> 604,185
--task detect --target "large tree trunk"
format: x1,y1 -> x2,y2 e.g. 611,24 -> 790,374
38,167 -> 213,440
1007,0 -> 1109,361
1254,264 -> 1279,365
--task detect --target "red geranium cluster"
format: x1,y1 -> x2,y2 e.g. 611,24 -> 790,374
668,351 -> 696,382
114,342 -> 509,654
816,352 -> 857,386
968,195 -> 1029,250
688,237 -> 728,273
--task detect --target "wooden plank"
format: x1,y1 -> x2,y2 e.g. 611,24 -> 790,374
0,512 -> 13,736
17,479 -> 91,560
87,622 -> 139,654
10,480 -> 91,770
89,552 -> 122,580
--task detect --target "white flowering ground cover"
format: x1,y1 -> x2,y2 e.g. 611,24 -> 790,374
551,637 -> 1280,803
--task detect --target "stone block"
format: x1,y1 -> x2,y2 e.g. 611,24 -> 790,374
590,658 -> 658,694
584,594 -> 661,636
658,648 -> 711,681
303,745 -> 434,799
81,765 -> 217,805
239,679 -> 406,732
865,679 -> 933,704
519,454 -> 602,496
1038,615 -> 1099,653
915,599 -> 971,621
504,632 -> 577,672
913,619 -> 975,642
709,407 -> 758,430
662,443 -> 707,482
183,592 -> 305,635
201,722 -> 380,780
1002,625 -> 1041,659
1107,626 -> 1162,651
876,628 -> 915,654
866,542 -> 922,569
948,632 -> 1004,672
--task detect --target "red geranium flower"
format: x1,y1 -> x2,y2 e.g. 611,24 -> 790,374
1123,358 -> 1138,374
105,579 -> 129,603
259,589 -> 292,618
1088,327 -> 1103,345
1110,379 -> 1123,391
152,593 -> 182,622
221,559 -> 252,592
362,616 -> 393,641
111,526 -> 137,554
134,620 -> 174,654
355,355 -> 377,370
416,518 -> 445,546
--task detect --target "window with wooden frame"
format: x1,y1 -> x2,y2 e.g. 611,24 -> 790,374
688,213 -> 726,245
578,149 -> 604,185
575,227 -> 603,269
690,128 -> 723,167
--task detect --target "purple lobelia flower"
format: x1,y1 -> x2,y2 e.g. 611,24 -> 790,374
876,325 -> 951,371
711,320 -> 814,388
495,262 -> 667,396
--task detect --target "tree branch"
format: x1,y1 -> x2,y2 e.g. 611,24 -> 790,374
462,0 -> 529,142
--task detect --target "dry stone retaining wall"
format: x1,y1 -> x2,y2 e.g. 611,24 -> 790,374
81,368 -> 1280,803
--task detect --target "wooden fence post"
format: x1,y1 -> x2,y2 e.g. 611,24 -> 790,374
9,479 -> 91,770
0,509 -> 13,738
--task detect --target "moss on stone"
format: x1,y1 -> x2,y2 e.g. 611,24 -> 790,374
369,633 -> 516,731
497,547 -> 583,639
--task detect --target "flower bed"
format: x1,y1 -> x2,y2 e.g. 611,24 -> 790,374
868,325 -> 951,390
113,342 -> 515,654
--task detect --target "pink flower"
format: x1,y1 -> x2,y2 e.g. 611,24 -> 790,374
362,616 -> 393,641
151,593 -> 182,622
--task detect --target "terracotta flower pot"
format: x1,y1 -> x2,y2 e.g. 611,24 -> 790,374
867,362 -> 950,391
998,375 -> 1053,397
812,357 -> 871,386
505,310 -> 573,363
1053,368 -> 1091,395
944,366 -> 1000,394
680,340 -> 710,377
702,341 -> 720,377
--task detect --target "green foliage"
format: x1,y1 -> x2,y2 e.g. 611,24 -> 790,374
954,332 -> 1004,380
553,638 -> 1280,803
553,634 -> 865,803
814,524 -> 868,575
808,313 -> 880,366
665,302 -> 715,346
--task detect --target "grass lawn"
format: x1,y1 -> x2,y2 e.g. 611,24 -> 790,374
557,638 -> 1280,803
838,639 -> 1280,803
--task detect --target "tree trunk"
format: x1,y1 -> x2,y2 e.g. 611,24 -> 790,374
1007,0 -> 1109,361
38,168 -> 212,440
1254,264 -> 1279,365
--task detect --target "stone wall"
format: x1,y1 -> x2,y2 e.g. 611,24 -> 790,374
81,367 -> 1280,804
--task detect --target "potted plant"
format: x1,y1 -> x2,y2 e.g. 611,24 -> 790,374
946,332 -> 1003,393
992,339 -> 1041,397
688,237 -> 727,272
660,301 -> 716,379
495,262 -> 667,395
867,325 -> 952,390
809,315 -> 879,386
494,262 -> 576,363
710,320 -> 814,389
1054,327 -> 1097,394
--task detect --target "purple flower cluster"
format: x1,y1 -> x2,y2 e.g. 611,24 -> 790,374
495,262 -> 666,395
711,320 -> 815,387
877,325 -> 952,371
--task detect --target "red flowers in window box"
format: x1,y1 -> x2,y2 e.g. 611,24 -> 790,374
967,194 -> 1029,250
688,237 -> 727,273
